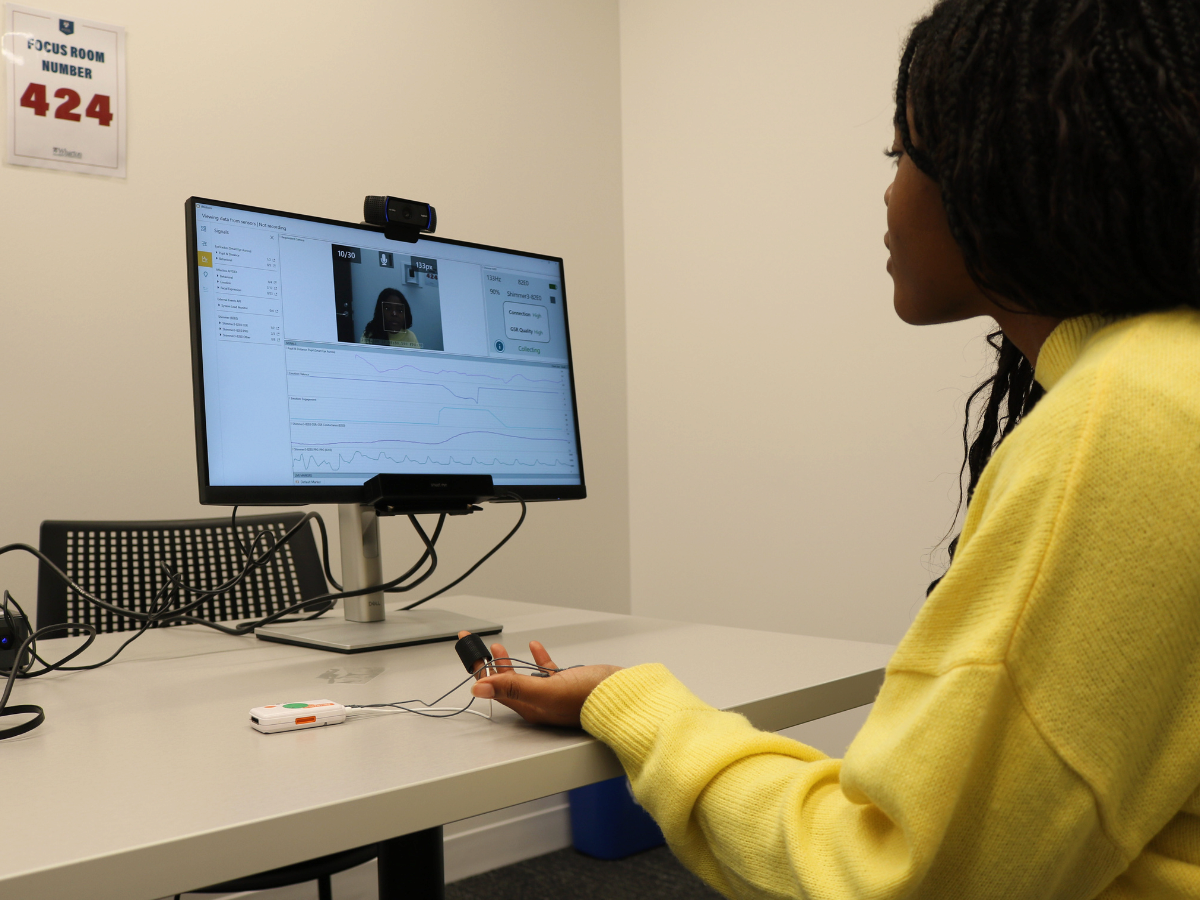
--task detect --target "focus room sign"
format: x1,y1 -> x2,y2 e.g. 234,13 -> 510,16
3,3 -> 126,176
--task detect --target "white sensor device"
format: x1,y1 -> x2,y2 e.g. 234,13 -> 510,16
250,700 -> 347,734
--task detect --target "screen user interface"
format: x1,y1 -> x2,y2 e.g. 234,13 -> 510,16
192,201 -> 581,489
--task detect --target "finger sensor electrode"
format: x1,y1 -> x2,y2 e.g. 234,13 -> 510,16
455,633 -> 492,673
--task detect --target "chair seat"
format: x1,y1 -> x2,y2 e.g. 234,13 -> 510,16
36,514 -> 330,637
189,842 -> 379,893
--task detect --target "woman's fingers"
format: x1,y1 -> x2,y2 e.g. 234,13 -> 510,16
474,671 -> 541,704
456,634 -> 623,728
477,688 -> 563,726
471,664 -> 624,728
472,672 -> 579,726
528,639 -> 558,672
490,641 -> 515,674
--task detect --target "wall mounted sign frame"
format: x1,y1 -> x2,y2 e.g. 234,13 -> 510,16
4,3 -> 126,177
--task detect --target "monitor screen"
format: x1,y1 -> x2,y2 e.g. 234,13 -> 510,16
185,198 -> 585,505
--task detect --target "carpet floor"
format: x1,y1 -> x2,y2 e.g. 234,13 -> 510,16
446,846 -> 724,900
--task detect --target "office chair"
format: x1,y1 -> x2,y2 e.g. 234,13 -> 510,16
35,513 -> 380,900
36,513 -> 329,634
175,845 -> 380,900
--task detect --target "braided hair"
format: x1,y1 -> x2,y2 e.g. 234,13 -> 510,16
900,0 -> 1200,592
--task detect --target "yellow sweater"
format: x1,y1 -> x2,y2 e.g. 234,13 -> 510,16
581,310 -> 1200,899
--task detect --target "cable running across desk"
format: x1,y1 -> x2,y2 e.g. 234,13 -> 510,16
344,656 -> 581,721
0,494 -> 527,741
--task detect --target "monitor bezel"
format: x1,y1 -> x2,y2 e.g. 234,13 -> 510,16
185,196 -> 587,506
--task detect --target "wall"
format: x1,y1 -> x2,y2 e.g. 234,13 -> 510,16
0,0 -> 630,621
619,0 -> 992,645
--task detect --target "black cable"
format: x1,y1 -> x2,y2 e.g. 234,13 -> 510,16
312,511 -> 342,592
232,506 -> 344,592
3,592 -> 96,675
2,579 -> 185,681
167,513 -> 445,635
0,509 -> 332,633
0,510 -> 440,735
2,498 -> 500,639
0,498 -> 523,739
0,526 -> 239,739
0,509 -> 356,734
346,656 -> 578,719
0,591 -> 101,740
401,493 -> 526,610
385,515 -> 445,592
168,510 -> 334,605
0,507 -> 439,641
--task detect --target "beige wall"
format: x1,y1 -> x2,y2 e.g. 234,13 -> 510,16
619,1 -> 991,644
1,1 -> 1004,648
0,1 -> 631,621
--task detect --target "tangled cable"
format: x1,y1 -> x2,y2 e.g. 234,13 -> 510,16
0,494 -> 527,741
345,656 -> 579,721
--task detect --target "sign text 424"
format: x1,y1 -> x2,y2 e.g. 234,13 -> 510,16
19,82 -> 113,126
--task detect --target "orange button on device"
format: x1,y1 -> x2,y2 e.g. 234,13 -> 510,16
295,715 -> 317,725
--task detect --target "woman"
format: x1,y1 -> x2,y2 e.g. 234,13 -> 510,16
362,287 -> 421,348
471,1 -> 1200,897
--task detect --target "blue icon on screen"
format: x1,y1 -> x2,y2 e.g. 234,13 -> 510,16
495,340 -> 504,352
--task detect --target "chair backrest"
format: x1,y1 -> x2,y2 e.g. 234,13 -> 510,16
36,513 -> 328,634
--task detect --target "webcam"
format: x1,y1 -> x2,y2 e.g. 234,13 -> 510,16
363,195 -> 437,243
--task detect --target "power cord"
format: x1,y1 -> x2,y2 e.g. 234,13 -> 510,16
0,494 -> 528,741
173,511 -> 448,635
400,492 -> 526,610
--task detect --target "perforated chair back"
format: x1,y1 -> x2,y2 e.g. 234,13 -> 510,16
36,513 -> 328,634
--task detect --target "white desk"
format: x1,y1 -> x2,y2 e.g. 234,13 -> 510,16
0,595 -> 893,900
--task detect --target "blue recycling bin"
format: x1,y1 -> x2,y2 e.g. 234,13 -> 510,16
569,775 -> 665,859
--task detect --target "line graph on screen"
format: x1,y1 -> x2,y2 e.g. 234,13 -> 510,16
285,344 -> 578,477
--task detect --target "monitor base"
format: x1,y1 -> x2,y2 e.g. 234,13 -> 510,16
254,609 -> 502,654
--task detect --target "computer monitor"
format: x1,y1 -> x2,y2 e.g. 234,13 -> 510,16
185,197 -> 585,506
184,197 -> 586,651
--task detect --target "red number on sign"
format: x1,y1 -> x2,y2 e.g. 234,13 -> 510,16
85,93 -> 114,127
54,88 -> 82,121
19,82 -> 50,117
19,84 -> 114,126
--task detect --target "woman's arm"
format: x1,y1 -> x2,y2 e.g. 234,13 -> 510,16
474,643 -> 1124,900
471,316 -> 1200,898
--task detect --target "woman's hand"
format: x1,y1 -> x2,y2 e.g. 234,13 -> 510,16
460,631 -> 621,727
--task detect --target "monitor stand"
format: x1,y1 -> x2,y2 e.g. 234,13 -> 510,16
254,504 -> 502,653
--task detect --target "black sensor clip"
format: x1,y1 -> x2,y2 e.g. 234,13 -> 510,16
455,632 -> 493,674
